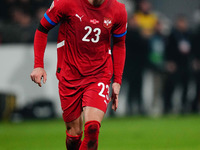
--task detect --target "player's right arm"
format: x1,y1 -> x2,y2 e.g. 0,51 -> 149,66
110,3 -> 127,110
30,0 -> 68,87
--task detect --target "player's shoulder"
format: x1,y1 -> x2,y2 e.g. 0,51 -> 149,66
111,0 -> 126,14
51,0 -> 77,12
112,0 -> 126,10
53,0 -> 75,6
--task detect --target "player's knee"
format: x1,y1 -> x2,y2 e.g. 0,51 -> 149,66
86,122 -> 99,136
66,124 -> 82,136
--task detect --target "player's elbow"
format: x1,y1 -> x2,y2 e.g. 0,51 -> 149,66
113,36 -> 126,48
37,23 -> 49,34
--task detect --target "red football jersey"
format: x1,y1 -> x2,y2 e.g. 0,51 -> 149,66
44,0 -> 127,87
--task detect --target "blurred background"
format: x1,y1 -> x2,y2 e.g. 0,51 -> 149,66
1,0 -> 200,121
1,0 -> 200,150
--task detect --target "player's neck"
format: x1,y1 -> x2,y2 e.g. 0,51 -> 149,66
88,0 -> 105,7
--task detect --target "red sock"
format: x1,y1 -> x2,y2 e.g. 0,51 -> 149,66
66,131 -> 82,150
79,121 -> 100,150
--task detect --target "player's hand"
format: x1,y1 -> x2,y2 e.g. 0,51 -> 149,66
110,82 -> 121,111
30,67 -> 47,87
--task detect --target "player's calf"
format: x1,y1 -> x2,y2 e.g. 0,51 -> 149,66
65,114 -> 83,150
79,120 -> 100,150
66,131 -> 82,150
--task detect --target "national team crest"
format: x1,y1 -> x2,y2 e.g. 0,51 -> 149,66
103,17 -> 112,28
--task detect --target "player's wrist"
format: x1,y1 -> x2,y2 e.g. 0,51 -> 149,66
113,78 -> 122,85
34,64 -> 44,69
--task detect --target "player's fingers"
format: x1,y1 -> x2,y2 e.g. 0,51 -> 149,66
112,95 -> 118,111
115,95 -> 119,110
31,75 -> 37,83
38,82 -> 42,87
33,77 -> 36,82
112,101 -> 115,110
111,95 -> 114,109
109,92 -> 114,102
35,76 -> 42,85
112,102 -> 117,111
112,101 -> 117,111
30,73 -> 36,81
112,97 -> 116,111
30,75 -> 34,81
43,72 -> 47,84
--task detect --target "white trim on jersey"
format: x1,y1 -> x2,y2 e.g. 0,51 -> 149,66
108,49 -> 112,55
57,40 -> 65,48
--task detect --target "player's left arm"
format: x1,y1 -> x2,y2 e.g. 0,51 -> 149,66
111,35 -> 126,111
110,5 -> 127,111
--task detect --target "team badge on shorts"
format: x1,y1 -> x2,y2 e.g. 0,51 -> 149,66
103,17 -> 112,28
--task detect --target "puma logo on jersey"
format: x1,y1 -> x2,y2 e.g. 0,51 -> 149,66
90,19 -> 99,24
75,14 -> 84,22
103,17 -> 112,28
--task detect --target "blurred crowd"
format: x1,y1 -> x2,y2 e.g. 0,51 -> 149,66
0,0 -> 200,115
0,0 -> 57,43
124,0 -> 200,115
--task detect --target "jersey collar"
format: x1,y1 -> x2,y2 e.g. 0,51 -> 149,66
82,0 -> 109,10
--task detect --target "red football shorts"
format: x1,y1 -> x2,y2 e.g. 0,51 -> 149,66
59,81 -> 110,123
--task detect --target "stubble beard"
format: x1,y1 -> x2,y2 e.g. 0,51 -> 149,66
93,0 -> 105,7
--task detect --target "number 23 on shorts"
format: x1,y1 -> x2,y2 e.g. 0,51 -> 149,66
98,82 -> 109,105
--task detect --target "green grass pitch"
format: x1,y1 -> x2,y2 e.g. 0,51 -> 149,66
0,115 -> 200,150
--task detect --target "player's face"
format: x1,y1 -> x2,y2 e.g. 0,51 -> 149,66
89,0 -> 105,7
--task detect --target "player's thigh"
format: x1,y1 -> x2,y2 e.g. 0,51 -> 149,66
59,82 -> 83,123
83,106 -> 105,123
82,81 -> 110,123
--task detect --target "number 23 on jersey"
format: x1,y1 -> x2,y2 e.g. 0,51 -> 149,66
82,26 -> 101,43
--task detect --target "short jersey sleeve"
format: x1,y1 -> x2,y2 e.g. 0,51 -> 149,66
44,0 -> 69,26
112,4 -> 127,38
